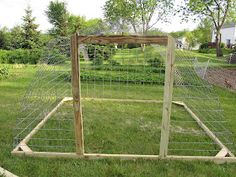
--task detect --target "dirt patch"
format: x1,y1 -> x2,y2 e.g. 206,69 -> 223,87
205,68 -> 236,90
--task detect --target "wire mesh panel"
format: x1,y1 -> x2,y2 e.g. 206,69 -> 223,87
13,36 -> 169,154
80,42 -> 167,154
13,37 -> 74,152
80,44 -> 166,100
169,50 -> 235,156
12,35 -> 235,161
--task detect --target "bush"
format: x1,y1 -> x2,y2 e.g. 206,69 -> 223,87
107,59 -> 120,66
199,42 -> 209,49
0,50 -> 9,63
199,42 -> 225,50
41,48 -> 69,65
0,66 -> 9,79
220,43 -> 225,48
198,48 -> 234,55
126,43 -> 142,49
92,56 -> 103,65
87,44 -> 116,62
0,49 -> 42,64
147,57 -> 163,68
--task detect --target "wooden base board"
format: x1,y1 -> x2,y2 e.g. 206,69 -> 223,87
12,97 -> 235,163
0,167 -> 18,177
11,151 -> 236,164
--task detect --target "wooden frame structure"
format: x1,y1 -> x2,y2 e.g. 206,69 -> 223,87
0,167 -> 18,177
12,34 -> 236,163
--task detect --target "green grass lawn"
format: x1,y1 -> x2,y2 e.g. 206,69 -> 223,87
1,49 -> 236,176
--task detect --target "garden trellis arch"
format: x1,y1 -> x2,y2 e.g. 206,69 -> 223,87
12,33 -> 236,163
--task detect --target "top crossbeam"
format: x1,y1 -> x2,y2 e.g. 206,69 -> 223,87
77,35 -> 168,45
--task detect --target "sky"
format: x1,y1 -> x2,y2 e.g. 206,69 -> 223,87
0,0 -> 199,33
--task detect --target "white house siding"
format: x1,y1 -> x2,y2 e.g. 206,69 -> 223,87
212,26 -> 236,45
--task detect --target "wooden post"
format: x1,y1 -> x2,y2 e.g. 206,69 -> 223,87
71,33 -> 84,155
159,36 -> 175,158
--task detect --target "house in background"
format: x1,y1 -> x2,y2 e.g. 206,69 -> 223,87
212,23 -> 236,48
176,36 -> 200,50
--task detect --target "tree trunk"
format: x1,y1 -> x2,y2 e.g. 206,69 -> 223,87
215,31 -> 223,57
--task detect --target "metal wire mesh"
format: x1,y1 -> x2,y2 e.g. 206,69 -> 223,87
14,37 -> 73,152
80,44 -> 166,100
13,36 -> 235,157
80,43 -> 166,154
169,50 -> 235,156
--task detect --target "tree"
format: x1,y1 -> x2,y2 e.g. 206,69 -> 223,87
10,26 -> 23,49
68,15 -> 86,34
103,0 -> 130,33
194,18 -> 212,44
0,27 -> 10,49
21,6 -> 40,49
45,0 -> 68,36
80,18 -> 108,35
104,0 -> 174,35
179,0 -> 236,57
185,31 -> 198,49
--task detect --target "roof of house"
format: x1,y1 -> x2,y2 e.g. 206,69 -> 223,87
222,22 -> 236,29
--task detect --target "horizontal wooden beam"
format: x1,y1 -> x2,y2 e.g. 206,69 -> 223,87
82,97 -> 163,104
166,155 -> 236,164
12,151 -> 236,163
0,167 -> 18,177
77,35 -> 168,45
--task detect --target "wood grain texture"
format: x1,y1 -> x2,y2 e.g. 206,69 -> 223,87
71,33 -> 84,155
77,35 -> 168,45
0,167 -> 18,177
12,151 -> 236,163
215,148 -> 228,157
159,36 -> 176,158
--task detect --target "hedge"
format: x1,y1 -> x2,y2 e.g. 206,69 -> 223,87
0,49 -> 42,64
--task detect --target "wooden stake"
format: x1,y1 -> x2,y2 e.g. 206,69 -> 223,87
159,36 -> 175,158
71,33 -> 84,155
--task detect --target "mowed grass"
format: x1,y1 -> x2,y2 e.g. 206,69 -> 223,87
0,44 -> 236,177
1,64 -> 236,176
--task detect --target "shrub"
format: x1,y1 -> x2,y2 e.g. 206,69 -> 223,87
126,43 -> 141,49
198,48 -> 234,55
0,50 -> 9,63
147,57 -> 163,68
0,49 -> 42,64
107,59 -> 120,66
0,66 -> 9,79
220,43 -> 225,48
92,54 -> 103,65
41,48 -> 68,65
87,44 -> 116,62
198,48 -> 210,53
199,42 -> 225,50
199,42 -> 209,49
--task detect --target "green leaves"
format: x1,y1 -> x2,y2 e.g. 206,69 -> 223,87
45,1 -> 68,36
21,6 -> 40,49
104,0 -> 174,34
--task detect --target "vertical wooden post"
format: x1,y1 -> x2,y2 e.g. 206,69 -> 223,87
159,36 -> 175,158
71,33 -> 84,155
